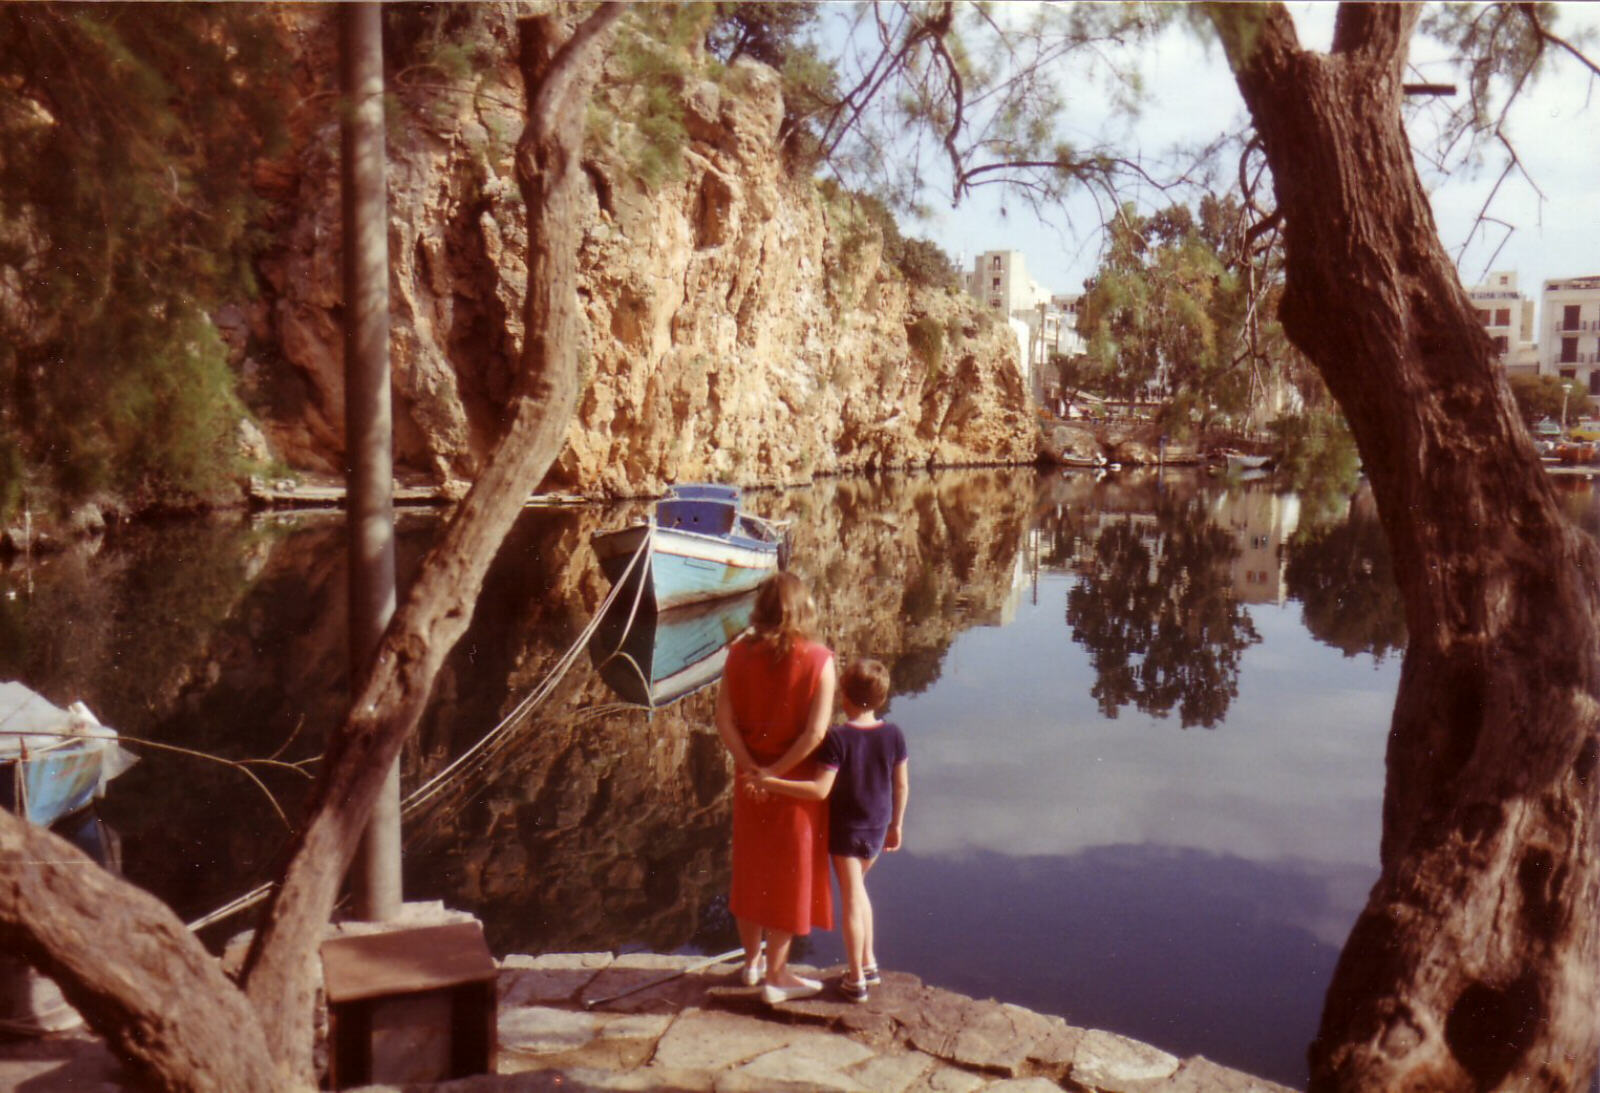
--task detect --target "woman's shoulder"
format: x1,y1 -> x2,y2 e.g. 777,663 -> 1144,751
798,639 -> 835,665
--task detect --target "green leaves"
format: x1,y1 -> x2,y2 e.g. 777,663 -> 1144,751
0,5 -> 285,515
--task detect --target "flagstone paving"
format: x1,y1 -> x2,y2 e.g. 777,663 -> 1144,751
464,951 -> 1297,1093
0,951 -> 1299,1092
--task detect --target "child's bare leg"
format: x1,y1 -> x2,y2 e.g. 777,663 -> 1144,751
736,917 -> 764,977
861,855 -> 879,971
833,854 -> 871,981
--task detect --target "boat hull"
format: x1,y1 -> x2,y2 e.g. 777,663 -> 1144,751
593,523 -> 779,611
0,738 -> 109,827
1,681 -> 134,829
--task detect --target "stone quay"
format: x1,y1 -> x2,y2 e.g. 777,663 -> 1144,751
2,948 -> 1299,1092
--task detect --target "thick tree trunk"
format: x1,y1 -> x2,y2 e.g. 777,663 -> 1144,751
0,7 -> 624,1090
1211,5 -> 1600,1091
0,813 -> 278,1092
240,6 -> 624,1081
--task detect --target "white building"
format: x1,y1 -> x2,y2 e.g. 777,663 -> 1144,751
962,251 -> 1089,405
1540,275 -> 1600,408
1466,270 -> 1538,377
965,250 -> 1052,315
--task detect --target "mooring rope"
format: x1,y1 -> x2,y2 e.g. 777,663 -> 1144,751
183,528 -> 656,933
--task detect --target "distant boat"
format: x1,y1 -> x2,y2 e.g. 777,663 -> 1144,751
1222,451 -> 1273,473
591,484 -> 788,612
0,681 -> 137,829
589,591 -> 757,709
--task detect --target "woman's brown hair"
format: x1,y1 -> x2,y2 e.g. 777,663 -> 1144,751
748,572 -> 814,660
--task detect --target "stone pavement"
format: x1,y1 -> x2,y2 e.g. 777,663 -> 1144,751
442,951 -> 1297,1093
0,951 -> 1299,1092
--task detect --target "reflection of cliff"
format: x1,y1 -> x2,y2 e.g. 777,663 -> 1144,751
771,471 -> 1034,698
0,517 -> 357,923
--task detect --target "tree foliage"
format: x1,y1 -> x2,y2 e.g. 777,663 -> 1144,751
1075,199 -> 1246,434
0,6 -> 285,516
1507,372 -> 1586,428
703,2 -> 835,170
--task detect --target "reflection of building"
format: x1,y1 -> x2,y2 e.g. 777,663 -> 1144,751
1540,275 -> 1600,410
1209,490 -> 1301,605
1467,270 -> 1538,377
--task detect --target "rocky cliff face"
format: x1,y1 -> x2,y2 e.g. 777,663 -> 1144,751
245,8 -> 1032,497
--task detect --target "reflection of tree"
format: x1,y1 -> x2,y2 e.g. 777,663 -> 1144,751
1066,498 -> 1260,728
1284,492 -> 1405,661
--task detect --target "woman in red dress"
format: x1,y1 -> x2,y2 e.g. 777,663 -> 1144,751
715,572 -> 836,1003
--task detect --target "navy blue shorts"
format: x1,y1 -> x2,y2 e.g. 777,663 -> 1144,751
830,827 -> 886,860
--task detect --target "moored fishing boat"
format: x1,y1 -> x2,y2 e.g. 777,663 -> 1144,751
0,681 -> 137,828
591,484 -> 788,612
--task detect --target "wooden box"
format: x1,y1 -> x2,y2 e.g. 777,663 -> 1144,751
321,920 -> 497,1089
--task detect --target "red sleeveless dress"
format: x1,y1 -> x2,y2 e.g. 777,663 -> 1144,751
724,636 -> 834,936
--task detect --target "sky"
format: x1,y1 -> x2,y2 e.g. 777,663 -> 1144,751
867,3 -> 1600,304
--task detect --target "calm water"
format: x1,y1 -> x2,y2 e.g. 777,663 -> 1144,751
5,468 -> 1597,1086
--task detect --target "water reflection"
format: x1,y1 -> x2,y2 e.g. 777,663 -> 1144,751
1063,492 -> 1261,728
587,592 -> 756,709
1283,490 -> 1405,661
0,467 -> 1469,1084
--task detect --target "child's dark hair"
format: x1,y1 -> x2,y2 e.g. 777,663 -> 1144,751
840,657 -> 889,711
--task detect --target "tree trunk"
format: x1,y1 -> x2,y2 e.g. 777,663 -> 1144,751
0,813 -> 279,1092
1210,5 -> 1600,1090
240,5 -> 625,1080
0,6 -> 624,1090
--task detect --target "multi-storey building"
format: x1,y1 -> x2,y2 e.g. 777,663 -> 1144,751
964,249 -> 1052,315
961,252 -> 1100,405
1540,275 -> 1600,408
1466,270 -> 1538,377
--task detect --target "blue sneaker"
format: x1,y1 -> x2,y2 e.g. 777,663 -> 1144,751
862,964 -> 881,985
839,976 -> 869,1003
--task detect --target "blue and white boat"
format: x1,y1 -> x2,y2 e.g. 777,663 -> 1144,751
0,681 -> 136,829
591,484 -> 788,612
589,590 -> 757,709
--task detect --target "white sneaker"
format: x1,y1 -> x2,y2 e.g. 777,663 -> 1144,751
761,975 -> 822,1004
740,955 -> 767,987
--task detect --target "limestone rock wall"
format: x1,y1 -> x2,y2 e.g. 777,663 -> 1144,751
246,8 -> 1032,497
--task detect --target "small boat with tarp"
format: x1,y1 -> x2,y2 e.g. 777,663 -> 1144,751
0,680 -> 137,829
591,483 -> 788,612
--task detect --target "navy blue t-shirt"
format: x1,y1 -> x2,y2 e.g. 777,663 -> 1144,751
816,721 -> 907,836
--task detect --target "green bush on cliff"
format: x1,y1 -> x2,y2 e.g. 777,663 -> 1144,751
0,6 -> 285,517
908,315 -> 945,379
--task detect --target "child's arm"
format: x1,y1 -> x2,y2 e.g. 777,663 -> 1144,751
884,759 -> 909,851
756,766 -> 837,801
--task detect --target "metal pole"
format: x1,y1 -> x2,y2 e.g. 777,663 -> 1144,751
342,1 -> 401,922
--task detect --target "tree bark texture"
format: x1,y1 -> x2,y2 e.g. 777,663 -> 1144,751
1211,5 -> 1600,1091
0,812 -> 278,1092
239,6 -> 624,1081
0,7 -> 624,1091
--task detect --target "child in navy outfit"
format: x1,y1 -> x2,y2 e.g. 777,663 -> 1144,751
757,657 -> 909,1002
